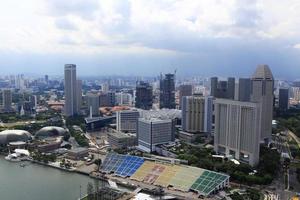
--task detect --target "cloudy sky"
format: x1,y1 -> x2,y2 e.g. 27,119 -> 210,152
0,0 -> 300,78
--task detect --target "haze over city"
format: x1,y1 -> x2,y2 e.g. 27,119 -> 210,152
1,0 -> 300,78
1,1 -> 300,200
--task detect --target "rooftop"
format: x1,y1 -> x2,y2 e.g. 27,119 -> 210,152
252,64 -> 274,80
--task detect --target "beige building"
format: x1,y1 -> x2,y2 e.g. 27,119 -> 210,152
214,99 -> 261,166
181,96 -> 213,134
250,65 -> 274,140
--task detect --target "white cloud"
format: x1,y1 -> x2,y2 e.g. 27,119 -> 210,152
0,0 -> 299,55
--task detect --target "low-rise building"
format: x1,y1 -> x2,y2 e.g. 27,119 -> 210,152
137,118 -> 175,152
67,147 -> 89,160
107,132 -> 137,149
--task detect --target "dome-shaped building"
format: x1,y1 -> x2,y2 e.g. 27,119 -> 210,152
35,126 -> 68,139
0,130 -> 32,145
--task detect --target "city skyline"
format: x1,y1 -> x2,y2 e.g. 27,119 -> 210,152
0,0 -> 300,78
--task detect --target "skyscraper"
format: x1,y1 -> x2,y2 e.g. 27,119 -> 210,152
251,65 -> 274,140
214,99 -> 261,166
87,92 -> 100,117
227,77 -> 235,99
179,84 -> 193,109
64,64 -> 78,116
77,80 -> 82,112
279,88 -> 289,111
210,77 -> 235,99
2,89 -> 12,111
135,81 -> 153,110
181,96 -> 213,134
238,78 -> 251,102
160,73 -> 175,109
210,77 -> 218,97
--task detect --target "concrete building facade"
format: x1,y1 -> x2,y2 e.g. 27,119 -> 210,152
181,96 -> 213,134
179,84 -> 193,109
214,99 -> 261,166
135,81 -> 153,110
87,92 -> 100,117
210,77 -> 235,99
2,89 -> 12,111
250,65 -> 274,140
238,78 -> 251,102
160,74 -> 176,109
279,88 -> 289,111
116,110 -> 140,133
64,64 -> 78,116
137,118 -> 175,152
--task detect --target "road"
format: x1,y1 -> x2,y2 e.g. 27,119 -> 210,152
288,130 -> 300,149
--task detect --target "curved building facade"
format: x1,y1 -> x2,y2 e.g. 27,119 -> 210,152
0,130 -> 32,145
35,126 -> 68,139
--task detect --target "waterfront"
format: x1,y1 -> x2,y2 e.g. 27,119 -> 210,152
0,156 -> 107,200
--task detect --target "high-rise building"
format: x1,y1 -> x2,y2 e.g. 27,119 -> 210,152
77,80 -> 82,112
160,73 -> 175,109
210,77 -> 235,99
45,75 -> 49,84
238,78 -> 251,102
116,110 -> 140,133
87,92 -> 100,117
279,88 -> 289,111
291,87 -> 300,101
64,64 -> 78,116
137,118 -> 175,152
101,83 -> 109,93
135,81 -> 153,110
181,96 -> 213,134
227,77 -> 235,99
116,92 -> 133,106
251,65 -> 274,140
2,89 -> 12,111
99,91 -> 116,107
214,99 -> 261,166
179,84 -> 193,109
29,95 -> 38,109
210,77 -> 218,97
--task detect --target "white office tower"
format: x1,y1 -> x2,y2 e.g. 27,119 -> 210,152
77,80 -> 82,112
181,96 -> 213,134
214,99 -> 261,166
116,110 -> 139,133
15,74 -> 25,90
2,89 -> 12,111
64,64 -> 78,116
116,92 -> 133,106
137,118 -> 175,152
87,92 -> 100,117
251,65 -> 274,141
101,83 -> 109,93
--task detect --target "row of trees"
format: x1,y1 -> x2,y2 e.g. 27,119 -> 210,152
66,116 -> 89,147
32,151 -> 57,163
